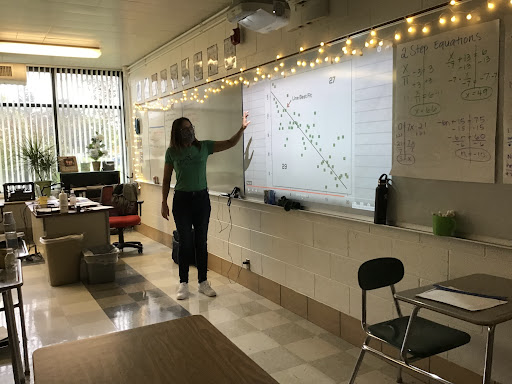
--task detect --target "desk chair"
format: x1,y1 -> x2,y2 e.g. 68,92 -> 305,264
349,258 -> 471,384
100,185 -> 143,254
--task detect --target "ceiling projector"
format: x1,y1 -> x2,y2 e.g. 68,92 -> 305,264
227,0 -> 290,33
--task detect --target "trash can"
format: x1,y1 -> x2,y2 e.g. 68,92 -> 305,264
40,234 -> 84,287
81,245 -> 119,284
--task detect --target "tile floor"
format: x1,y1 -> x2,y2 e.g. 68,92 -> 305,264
0,231 -> 425,384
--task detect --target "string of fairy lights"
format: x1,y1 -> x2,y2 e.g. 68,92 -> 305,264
130,0 -> 511,181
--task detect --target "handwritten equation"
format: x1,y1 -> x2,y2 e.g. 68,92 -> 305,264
392,20 -> 498,182
395,121 -> 427,165
442,114 -> 491,162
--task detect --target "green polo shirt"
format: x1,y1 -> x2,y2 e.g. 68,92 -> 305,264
165,140 -> 215,191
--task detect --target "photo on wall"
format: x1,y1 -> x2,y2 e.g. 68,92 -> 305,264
194,51 -> 203,81
207,44 -> 218,77
224,37 -> 236,70
144,77 -> 150,99
170,63 -> 179,90
151,73 -> 158,96
181,58 -> 190,86
136,81 -> 142,102
160,69 -> 168,94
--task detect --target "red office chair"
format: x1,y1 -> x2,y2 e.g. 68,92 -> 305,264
100,184 -> 143,254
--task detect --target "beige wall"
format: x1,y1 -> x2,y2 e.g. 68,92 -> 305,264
127,1 -> 512,382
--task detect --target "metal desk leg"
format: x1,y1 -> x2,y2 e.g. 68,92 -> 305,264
16,287 -> 30,375
3,291 -> 25,384
483,325 -> 495,384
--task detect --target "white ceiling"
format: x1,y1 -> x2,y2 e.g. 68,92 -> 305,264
0,0 -> 232,69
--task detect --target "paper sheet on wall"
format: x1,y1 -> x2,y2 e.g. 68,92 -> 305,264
148,111 -> 166,182
392,20 -> 499,183
504,16 -> 512,183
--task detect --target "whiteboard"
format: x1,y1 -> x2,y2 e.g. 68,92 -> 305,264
139,82 -> 243,194
392,20 -> 500,183
182,84 -> 244,193
504,15 -> 512,183
243,47 -> 393,211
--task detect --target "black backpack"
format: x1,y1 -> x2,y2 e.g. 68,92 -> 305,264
172,229 -> 196,265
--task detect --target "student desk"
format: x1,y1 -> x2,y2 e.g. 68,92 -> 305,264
33,315 -> 278,384
26,201 -> 110,252
395,274 -> 512,384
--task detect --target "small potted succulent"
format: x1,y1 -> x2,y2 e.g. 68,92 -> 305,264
87,133 -> 108,171
432,210 -> 456,236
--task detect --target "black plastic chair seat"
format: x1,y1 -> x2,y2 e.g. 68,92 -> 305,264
368,316 -> 471,358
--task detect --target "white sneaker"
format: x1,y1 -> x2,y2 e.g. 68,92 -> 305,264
198,281 -> 217,297
177,283 -> 189,300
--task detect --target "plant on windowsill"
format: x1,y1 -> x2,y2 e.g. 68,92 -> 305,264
18,138 -> 57,196
88,133 -> 108,171
432,210 -> 456,236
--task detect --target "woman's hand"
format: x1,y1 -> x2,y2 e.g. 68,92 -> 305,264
242,111 -> 250,130
161,201 -> 170,220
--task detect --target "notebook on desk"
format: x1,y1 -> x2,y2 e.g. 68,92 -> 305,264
417,288 -> 507,312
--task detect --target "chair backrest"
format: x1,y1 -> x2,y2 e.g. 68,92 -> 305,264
358,258 -> 404,291
100,185 -> 120,216
111,183 -> 138,216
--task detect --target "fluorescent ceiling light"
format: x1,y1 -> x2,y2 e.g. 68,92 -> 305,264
0,41 -> 101,58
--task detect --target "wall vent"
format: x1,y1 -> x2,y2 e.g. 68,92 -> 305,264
0,63 -> 27,85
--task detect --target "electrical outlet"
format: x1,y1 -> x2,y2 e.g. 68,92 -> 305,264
242,258 -> 251,270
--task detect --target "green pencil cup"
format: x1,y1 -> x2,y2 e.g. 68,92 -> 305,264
432,215 -> 456,236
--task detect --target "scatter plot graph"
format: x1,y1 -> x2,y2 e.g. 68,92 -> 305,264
243,47 -> 393,210
270,62 -> 352,194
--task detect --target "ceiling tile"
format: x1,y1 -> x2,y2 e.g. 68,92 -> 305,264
0,0 -> 232,68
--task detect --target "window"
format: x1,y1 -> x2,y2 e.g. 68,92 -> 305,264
55,69 -> 125,171
0,68 -> 56,185
0,67 -> 125,188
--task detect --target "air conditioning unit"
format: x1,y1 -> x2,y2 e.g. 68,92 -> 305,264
227,0 -> 290,34
0,63 -> 27,85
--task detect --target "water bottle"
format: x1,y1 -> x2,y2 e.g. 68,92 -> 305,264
374,174 -> 389,225
3,212 -> 18,253
4,248 -> 16,272
59,190 -> 69,213
69,190 -> 77,208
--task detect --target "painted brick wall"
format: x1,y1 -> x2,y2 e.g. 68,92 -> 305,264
140,182 -> 512,382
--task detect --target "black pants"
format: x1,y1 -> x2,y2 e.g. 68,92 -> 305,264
172,189 -> 210,283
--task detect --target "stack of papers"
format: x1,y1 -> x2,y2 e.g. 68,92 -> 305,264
417,288 -> 507,311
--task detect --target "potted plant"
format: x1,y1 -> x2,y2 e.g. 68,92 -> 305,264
19,139 -> 57,196
87,133 -> 108,171
432,210 -> 456,236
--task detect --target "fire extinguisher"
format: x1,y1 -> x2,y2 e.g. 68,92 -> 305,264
374,174 -> 389,224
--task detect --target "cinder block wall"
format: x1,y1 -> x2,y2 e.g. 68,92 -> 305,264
128,1 -> 512,382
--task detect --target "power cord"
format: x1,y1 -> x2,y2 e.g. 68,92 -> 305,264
217,187 -> 242,284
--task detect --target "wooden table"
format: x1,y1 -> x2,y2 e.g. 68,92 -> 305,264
395,274 -> 512,384
33,315 -> 278,384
